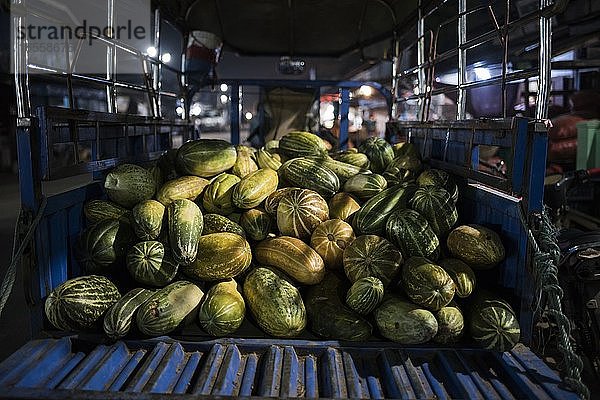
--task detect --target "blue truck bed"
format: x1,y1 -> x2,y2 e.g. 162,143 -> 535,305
1,107 -> 580,398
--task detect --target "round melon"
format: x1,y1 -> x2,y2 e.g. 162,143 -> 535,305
447,224 -> 505,269
77,219 -> 133,274
104,164 -> 156,208
277,188 -> 329,239
126,241 -> 178,287
45,275 -> 120,331
382,166 -> 414,187
232,168 -> 279,209
417,168 -> 459,203
240,208 -> 272,241
328,192 -> 361,222
401,257 -> 455,311
343,235 -> 403,286
469,295 -> 520,352
131,200 -> 165,240
198,279 -> 245,336
385,209 -> 440,261
438,258 -> 476,298
374,296 -> 438,344
264,187 -> 296,216
343,173 -> 387,201
358,137 -> 394,173
345,277 -> 384,315
434,305 -> 464,344
387,155 -> 422,174
409,185 -> 458,237
310,219 -> 355,269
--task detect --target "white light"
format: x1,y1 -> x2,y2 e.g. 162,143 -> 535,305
358,85 -> 373,97
175,106 -> 184,115
220,84 -> 228,92
220,94 -> 229,104
190,103 -> 202,116
161,53 -> 172,63
474,67 -> 492,80
146,46 -> 158,57
326,104 -> 335,114
245,112 -> 253,120
413,87 -> 420,95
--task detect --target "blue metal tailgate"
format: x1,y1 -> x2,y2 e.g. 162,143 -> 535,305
0,337 -> 577,399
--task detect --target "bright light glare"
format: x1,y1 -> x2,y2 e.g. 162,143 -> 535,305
358,85 -> 373,97
161,53 -> 172,63
175,106 -> 184,115
245,112 -> 253,120
146,46 -> 158,57
474,67 -> 492,80
220,94 -> 229,104
220,84 -> 228,92
326,104 -> 335,114
190,103 -> 202,116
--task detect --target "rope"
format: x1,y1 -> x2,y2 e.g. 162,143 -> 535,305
0,196 -> 47,318
520,206 -> 590,399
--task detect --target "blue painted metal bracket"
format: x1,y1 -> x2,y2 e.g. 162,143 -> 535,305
220,79 -> 393,150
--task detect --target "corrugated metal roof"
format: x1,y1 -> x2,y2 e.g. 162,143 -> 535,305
0,337 -> 579,399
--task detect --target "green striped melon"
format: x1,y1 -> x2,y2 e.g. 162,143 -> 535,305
156,175 -> 210,205
345,277 -> 384,315
382,166 -> 414,187
103,288 -> 154,339
104,164 -> 156,208
374,296 -> 438,344
202,173 -> 241,215
447,224 -> 505,269
328,192 -> 361,222
264,139 -> 279,152
417,168 -> 459,203
401,257 -> 455,310
264,187 -> 296,216
333,151 -> 370,169
358,137 -> 394,173
136,281 -> 204,336
343,173 -> 387,200
279,158 -> 340,198
240,209 -> 272,241
434,305 -> 464,344
279,131 -> 327,159
198,279 -> 245,336
409,185 -> 458,237
182,232 -> 252,281
385,209 -> 440,260
277,189 -> 329,239
131,200 -> 165,240
387,155 -> 422,174
168,199 -> 203,265
439,258 -> 476,298
469,295 -> 520,352
176,139 -> 237,178
126,241 -> 178,287
45,275 -> 120,331
232,168 -> 279,209
202,213 -> 246,237
305,273 -> 372,341
310,156 -> 367,184
243,267 -> 307,337
256,148 -> 282,171
343,235 -> 403,286
78,219 -> 133,274
84,200 -> 131,225
352,183 -> 417,235
310,219 -> 355,269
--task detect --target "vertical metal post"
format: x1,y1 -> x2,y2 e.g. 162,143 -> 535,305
457,0 -> 467,120
13,0 -> 31,122
339,87 -> 350,150
230,84 -> 240,145
417,1 -> 426,120
153,9 -> 162,118
106,0 -> 116,113
536,0 -> 552,120
391,34 -> 399,119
